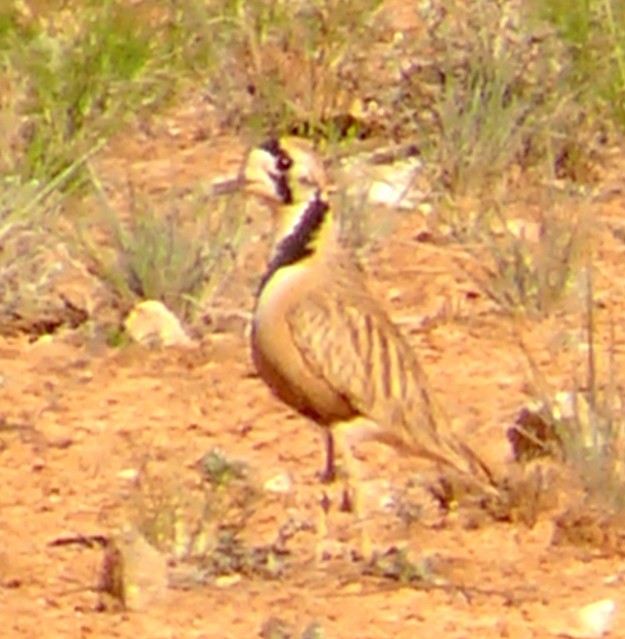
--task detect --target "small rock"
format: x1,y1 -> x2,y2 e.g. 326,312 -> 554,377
259,617 -> 293,639
339,157 -> 425,210
99,528 -> 169,612
117,468 -> 140,481
301,621 -> 325,639
552,598 -> 616,638
124,300 -> 193,348
264,472 -> 294,494
215,574 -> 242,588
602,573 -> 623,586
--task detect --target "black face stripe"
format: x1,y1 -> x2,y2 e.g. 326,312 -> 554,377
274,173 -> 293,205
259,139 -> 294,204
260,139 -> 293,169
258,192 -> 329,293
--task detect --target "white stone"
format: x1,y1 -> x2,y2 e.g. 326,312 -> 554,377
124,300 -> 193,347
553,598 -> 616,638
263,472 -> 294,494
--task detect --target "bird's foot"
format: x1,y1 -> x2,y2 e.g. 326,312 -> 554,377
317,466 -> 336,484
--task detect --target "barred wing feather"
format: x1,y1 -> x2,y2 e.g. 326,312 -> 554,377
286,292 -> 455,464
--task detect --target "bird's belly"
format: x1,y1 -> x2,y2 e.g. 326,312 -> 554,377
252,272 -> 355,423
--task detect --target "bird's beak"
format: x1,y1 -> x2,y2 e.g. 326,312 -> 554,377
210,175 -> 243,196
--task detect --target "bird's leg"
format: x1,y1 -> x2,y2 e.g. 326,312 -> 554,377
315,421 -> 381,562
315,429 -> 343,562
332,421 -> 373,561
319,429 -> 354,513
318,429 -> 336,484
315,489 -> 333,563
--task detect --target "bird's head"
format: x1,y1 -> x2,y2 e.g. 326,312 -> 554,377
244,137 -> 327,207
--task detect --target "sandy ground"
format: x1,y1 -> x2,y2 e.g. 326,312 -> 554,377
4,101 -> 625,638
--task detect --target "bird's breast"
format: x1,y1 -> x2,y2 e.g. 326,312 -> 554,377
252,263 -> 355,424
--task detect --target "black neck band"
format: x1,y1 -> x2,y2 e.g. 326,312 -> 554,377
259,193 -> 330,292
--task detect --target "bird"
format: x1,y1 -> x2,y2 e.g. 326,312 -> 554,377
244,138 -> 495,535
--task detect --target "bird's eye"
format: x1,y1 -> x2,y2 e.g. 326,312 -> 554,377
277,154 -> 292,172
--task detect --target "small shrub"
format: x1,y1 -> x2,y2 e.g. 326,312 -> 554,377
518,265 -> 625,510
476,205 -> 585,316
196,0 -> 384,138
435,195 -> 586,317
73,168 -> 248,323
388,0 -> 603,193
131,450 -> 257,561
127,449 -> 290,582
0,144 -> 104,335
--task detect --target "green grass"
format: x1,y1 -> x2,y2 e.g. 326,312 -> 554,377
0,2 -> 171,182
538,0 -> 625,125
73,167 -> 249,323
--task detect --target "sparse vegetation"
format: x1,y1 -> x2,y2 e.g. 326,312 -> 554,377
442,197 -> 587,318
197,0 -> 384,139
129,449 -> 279,578
0,2 -> 170,182
0,143 -> 104,334
1,0 -> 623,184
0,0 -> 622,501
513,259 -> 625,512
539,0 -> 625,126
72,168 -> 249,322
7,1 -> 625,632
0,0 -> 623,335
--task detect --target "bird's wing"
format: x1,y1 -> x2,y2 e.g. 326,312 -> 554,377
285,290 -> 450,461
